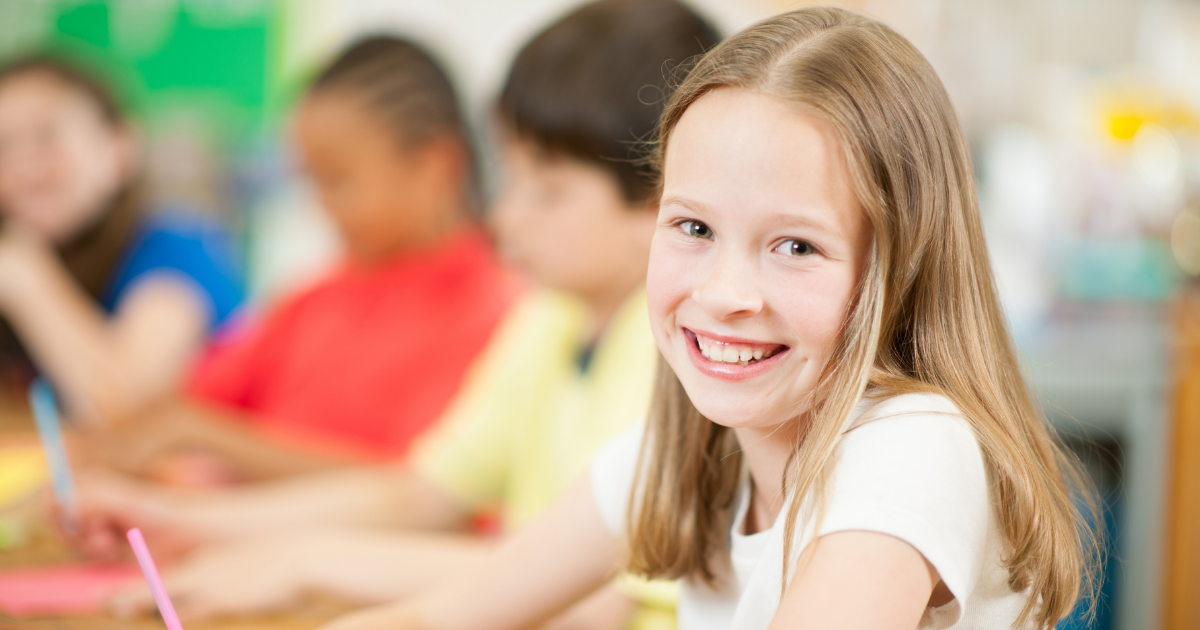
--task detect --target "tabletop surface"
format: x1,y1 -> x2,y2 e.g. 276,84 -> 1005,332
0,390 -> 353,630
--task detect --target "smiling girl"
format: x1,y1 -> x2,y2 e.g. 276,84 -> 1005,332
323,8 -> 1097,630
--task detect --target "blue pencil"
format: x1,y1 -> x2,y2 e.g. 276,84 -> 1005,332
29,378 -> 78,528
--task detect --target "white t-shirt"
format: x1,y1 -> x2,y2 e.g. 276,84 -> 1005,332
590,392 -> 1034,630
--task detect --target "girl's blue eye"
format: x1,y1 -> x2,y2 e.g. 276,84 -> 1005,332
680,220 -> 713,240
775,239 -> 815,257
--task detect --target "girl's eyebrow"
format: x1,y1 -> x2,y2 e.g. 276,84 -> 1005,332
764,208 -> 842,238
659,194 -> 709,214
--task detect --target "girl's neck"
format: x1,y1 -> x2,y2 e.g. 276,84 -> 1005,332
734,420 -> 803,536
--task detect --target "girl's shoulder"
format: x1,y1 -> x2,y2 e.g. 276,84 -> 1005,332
833,391 -> 986,496
845,390 -> 970,436
105,208 -> 244,327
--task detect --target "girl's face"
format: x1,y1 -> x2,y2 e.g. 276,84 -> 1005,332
0,73 -> 133,242
294,92 -> 463,264
648,88 -> 872,430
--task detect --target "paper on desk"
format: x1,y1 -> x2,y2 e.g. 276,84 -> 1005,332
0,564 -> 141,617
0,446 -> 46,507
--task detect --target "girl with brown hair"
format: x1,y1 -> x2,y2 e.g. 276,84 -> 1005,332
322,6 -> 1099,630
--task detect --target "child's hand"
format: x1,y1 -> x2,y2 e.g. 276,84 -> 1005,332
70,469 -> 197,561
72,401 -> 200,472
107,536 -> 308,621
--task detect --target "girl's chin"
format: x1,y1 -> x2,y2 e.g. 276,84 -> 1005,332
677,376 -> 812,431
685,396 -> 787,430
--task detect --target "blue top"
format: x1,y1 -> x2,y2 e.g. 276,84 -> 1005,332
101,211 -> 244,330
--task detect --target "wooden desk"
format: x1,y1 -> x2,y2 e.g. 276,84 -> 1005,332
1165,288 -> 1200,630
0,398 -> 352,630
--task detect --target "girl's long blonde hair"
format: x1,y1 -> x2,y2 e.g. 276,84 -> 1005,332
625,8 -> 1099,628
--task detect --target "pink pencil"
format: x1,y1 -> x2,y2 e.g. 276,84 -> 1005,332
126,528 -> 184,630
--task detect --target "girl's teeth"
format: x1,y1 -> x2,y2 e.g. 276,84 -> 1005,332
694,334 -> 777,365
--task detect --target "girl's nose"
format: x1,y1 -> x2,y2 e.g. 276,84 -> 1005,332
692,251 -> 763,320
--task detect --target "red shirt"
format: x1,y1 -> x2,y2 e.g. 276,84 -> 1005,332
187,228 -> 520,459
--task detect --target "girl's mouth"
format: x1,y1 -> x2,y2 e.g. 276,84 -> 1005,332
683,328 -> 789,380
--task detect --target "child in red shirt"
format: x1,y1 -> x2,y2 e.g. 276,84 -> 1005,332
99,37 -> 518,478
188,229 -> 513,460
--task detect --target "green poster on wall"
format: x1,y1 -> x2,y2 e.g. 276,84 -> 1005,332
1,0 -> 287,138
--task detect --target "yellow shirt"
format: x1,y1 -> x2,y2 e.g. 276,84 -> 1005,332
410,288 -> 675,628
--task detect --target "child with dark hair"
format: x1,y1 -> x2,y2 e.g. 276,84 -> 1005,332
498,0 -> 712,202
80,3 -> 718,628
0,56 -> 242,422
93,36 -> 518,477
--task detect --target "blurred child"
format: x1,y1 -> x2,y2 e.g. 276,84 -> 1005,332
81,1 -> 718,626
97,36 -> 520,478
320,8 -> 1101,630
0,57 -> 242,423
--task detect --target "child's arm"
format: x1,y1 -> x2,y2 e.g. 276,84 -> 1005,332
770,530 -> 939,629
107,529 -> 495,620
85,399 -> 368,480
0,227 -> 208,423
72,465 -> 472,559
319,476 -> 620,630
109,527 -> 633,629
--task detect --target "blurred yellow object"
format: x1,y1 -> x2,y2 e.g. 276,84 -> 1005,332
1101,93 -> 1199,142
1110,114 -> 1145,140
0,446 -> 47,507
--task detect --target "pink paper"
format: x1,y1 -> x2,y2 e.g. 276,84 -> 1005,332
0,564 -> 141,617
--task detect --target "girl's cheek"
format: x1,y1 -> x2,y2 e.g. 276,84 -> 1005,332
646,272 -> 683,360
775,268 -> 858,355
646,238 -> 691,314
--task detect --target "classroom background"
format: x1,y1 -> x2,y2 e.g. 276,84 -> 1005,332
0,1 -> 1197,629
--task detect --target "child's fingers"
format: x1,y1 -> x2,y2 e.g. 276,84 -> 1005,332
170,585 -> 291,622
56,504 -> 125,561
81,519 -> 123,559
110,569 -> 209,622
174,589 -> 267,623
131,553 -> 291,621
